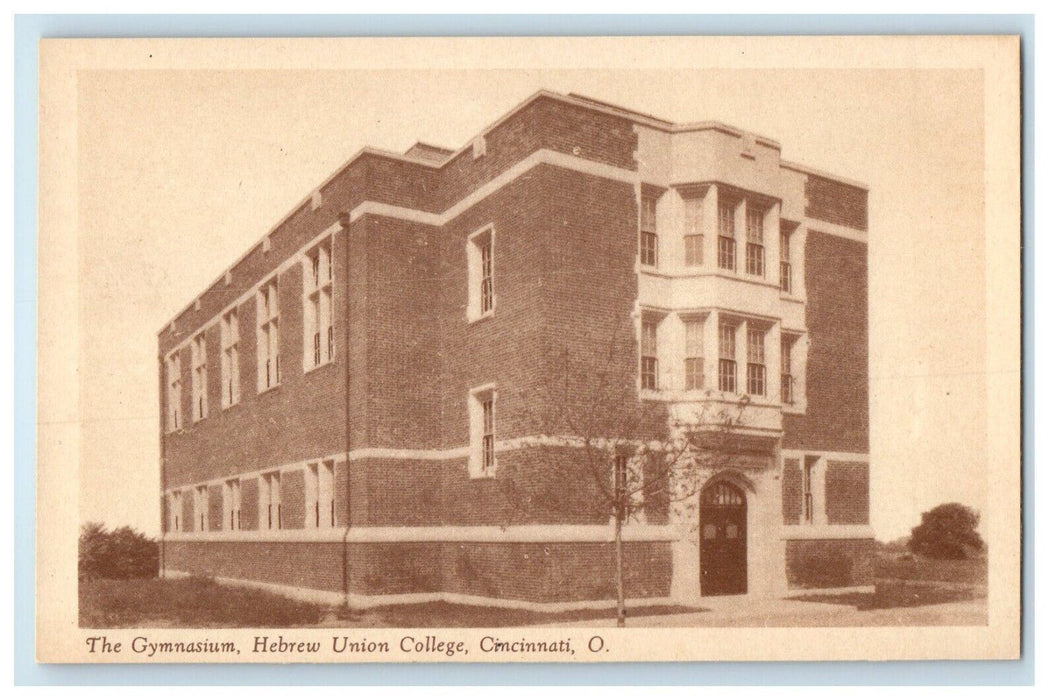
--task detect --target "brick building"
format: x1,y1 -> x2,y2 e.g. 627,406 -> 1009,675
158,91 -> 872,608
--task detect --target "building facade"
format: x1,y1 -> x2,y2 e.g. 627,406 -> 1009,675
158,91 -> 872,609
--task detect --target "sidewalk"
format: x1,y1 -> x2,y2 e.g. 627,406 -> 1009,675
540,591 -> 987,628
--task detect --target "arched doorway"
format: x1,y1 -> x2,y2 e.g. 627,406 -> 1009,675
699,481 -> 748,596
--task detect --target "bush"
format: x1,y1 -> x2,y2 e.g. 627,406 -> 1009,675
908,503 -> 984,560
79,522 -> 159,581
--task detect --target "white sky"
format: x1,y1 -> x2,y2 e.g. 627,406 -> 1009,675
76,63 -> 989,542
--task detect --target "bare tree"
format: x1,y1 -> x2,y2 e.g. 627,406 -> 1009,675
499,339 -> 750,627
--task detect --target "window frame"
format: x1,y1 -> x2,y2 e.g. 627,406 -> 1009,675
781,334 -> 795,405
304,237 -> 335,371
717,201 -> 737,272
257,278 -> 281,392
468,384 -> 498,479
260,471 -> 282,530
305,460 -> 336,528
718,321 -> 738,394
222,478 -> 241,531
167,352 -> 182,432
684,318 -> 706,391
746,327 -> 767,396
220,308 -> 240,408
467,225 -> 496,322
639,194 -> 658,267
640,318 -> 659,391
780,229 -> 793,294
194,485 -> 209,532
191,332 -> 208,422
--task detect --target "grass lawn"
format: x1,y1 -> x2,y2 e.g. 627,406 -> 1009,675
80,576 -> 702,628
80,576 -> 325,628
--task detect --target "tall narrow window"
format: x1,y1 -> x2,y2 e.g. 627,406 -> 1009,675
640,195 -> 658,267
191,333 -> 207,421
305,461 -> 336,528
194,485 -> 208,532
780,229 -> 793,293
684,197 -> 705,266
469,386 -> 498,478
641,319 -> 658,390
746,207 -> 765,277
305,240 -> 334,369
222,479 -> 241,531
747,328 -> 766,396
718,201 -> 736,271
684,319 -> 705,390
260,471 -> 281,530
781,335 -> 795,404
803,456 -> 820,524
169,490 -> 182,532
167,352 -> 182,431
257,279 -> 280,390
719,322 -> 737,393
220,309 -> 240,407
467,226 -> 495,321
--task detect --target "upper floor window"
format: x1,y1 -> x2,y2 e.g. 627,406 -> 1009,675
641,319 -> 658,390
222,478 -> 241,531
167,352 -> 182,432
305,460 -> 336,528
781,334 -> 795,404
468,385 -> 497,478
718,201 -> 736,271
467,226 -> 495,321
780,229 -> 793,293
305,239 -> 334,369
640,195 -> 658,267
719,322 -> 737,393
260,471 -> 282,530
194,485 -> 209,532
746,207 -> 765,277
257,278 -> 280,391
803,455 -> 820,524
191,332 -> 208,422
220,309 -> 240,408
684,319 -> 705,390
747,327 -> 766,396
684,198 -> 705,267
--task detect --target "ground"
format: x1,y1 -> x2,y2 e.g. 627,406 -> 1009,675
80,551 -> 987,628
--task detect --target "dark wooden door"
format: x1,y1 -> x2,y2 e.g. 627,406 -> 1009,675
700,482 -> 748,596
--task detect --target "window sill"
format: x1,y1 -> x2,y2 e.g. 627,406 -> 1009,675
467,468 -> 497,481
466,308 -> 495,325
304,357 -> 336,377
257,383 -> 282,396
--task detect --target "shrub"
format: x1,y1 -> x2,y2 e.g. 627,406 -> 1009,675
79,522 -> 159,581
908,503 -> 984,560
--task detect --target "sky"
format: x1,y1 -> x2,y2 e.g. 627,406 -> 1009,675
76,63 -> 990,542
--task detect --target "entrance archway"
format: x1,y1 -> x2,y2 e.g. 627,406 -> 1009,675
699,481 -> 748,596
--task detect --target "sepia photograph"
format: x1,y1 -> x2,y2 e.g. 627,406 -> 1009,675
34,34 -> 1022,663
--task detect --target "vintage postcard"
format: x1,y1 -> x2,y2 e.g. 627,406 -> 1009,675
35,35 -> 1021,663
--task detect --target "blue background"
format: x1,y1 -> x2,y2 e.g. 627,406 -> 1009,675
13,13 -> 1034,686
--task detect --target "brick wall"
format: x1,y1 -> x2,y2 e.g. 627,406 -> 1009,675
207,484 -> 223,531
824,461 -> 870,525
165,540 -> 346,592
785,538 -> 875,589
805,174 -> 868,230
281,469 -> 306,530
782,458 -> 803,525
783,230 -> 869,453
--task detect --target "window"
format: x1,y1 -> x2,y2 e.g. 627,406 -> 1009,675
614,455 -> 628,523
468,386 -> 497,478
719,322 -> 737,393
257,278 -> 280,390
222,479 -> 241,531
803,456 -> 820,524
305,461 -> 335,528
641,319 -> 658,390
684,319 -> 705,390
304,240 -> 334,369
169,490 -> 182,532
780,229 -> 793,293
194,485 -> 208,532
221,309 -> 240,407
718,201 -> 736,271
467,226 -> 495,321
260,471 -> 282,530
781,335 -> 795,404
167,352 -> 182,431
684,197 -> 705,266
747,328 -> 766,396
746,207 -> 765,277
191,332 -> 207,421
640,195 -> 658,267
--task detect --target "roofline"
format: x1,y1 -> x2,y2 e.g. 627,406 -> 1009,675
780,160 -> 869,191
158,90 -> 861,334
